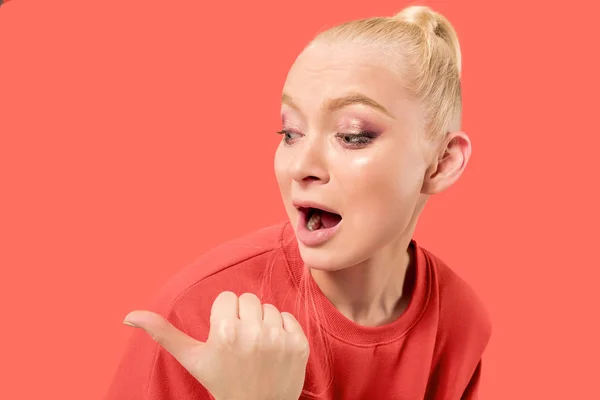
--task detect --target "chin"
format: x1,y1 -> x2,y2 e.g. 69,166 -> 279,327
296,240 -> 356,272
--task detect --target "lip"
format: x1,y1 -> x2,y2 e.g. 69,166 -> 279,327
291,200 -> 341,216
292,199 -> 343,247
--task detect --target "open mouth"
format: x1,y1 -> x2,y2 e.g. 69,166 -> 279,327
298,207 -> 342,231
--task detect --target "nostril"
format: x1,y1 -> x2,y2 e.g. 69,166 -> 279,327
303,176 -> 320,181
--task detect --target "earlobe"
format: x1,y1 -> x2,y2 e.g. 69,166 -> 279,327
421,131 -> 471,195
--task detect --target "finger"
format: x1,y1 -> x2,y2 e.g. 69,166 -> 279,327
262,303 -> 283,327
281,312 -> 304,334
123,310 -> 204,369
210,291 -> 239,322
281,312 -> 309,358
238,292 -> 263,322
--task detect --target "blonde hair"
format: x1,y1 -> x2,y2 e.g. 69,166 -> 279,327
265,8 -> 464,396
313,5 -> 462,139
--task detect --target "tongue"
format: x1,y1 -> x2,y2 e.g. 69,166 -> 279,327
319,210 -> 342,229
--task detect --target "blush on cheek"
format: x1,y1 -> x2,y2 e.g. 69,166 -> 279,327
350,155 -> 371,167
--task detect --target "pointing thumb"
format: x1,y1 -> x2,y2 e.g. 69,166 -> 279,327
123,310 -> 206,370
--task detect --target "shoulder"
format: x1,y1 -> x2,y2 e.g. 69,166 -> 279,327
147,221 -> 292,337
415,246 -> 491,400
105,223 -> 293,399
420,245 -> 492,353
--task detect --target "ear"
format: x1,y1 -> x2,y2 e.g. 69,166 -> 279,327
421,131 -> 472,195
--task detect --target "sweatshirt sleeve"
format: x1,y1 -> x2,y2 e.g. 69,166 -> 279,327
460,360 -> 482,400
104,308 -> 214,400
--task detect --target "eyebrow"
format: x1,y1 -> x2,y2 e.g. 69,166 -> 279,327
281,92 -> 394,119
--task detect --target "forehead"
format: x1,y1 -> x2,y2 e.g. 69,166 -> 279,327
283,40 -> 410,114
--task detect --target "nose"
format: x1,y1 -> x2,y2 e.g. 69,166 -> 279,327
289,135 -> 330,185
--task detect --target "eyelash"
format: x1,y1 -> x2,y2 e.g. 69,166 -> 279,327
276,130 -> 377,148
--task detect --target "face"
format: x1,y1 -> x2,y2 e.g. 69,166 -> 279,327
274,40 -> 467,271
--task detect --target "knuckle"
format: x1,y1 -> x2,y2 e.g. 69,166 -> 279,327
259,326 -> 284,352
282,311 -> 299,325
214,319 -> 236,345
262,303 -> 280,313
240,324 -> 262,351
266,326 -> 283,344
217,290 -> 236,299
290,333 -> 309,356
299,343 -> 310,358
239,292 -> 260,303
214,291 -> 237,305
249,322 -> 262,339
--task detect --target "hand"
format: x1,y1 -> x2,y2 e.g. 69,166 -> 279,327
123,291 -> 310,400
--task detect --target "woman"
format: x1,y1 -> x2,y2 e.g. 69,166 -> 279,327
106,5 -> 491,400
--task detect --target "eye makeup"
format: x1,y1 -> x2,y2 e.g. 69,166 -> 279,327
278,108 -> 387,149
336,112 -> 386,135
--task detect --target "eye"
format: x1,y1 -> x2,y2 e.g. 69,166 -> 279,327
277,130 -> 302,144
337,132 -> 377,148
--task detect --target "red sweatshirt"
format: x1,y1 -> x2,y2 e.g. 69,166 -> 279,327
105,221 -> 491,400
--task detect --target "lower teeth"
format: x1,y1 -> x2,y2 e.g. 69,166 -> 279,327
306,212 -> 322,231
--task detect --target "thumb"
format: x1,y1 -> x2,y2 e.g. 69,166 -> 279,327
123,310 -> 206,371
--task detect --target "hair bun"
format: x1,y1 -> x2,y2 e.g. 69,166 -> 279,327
394,6 -> 440,36
394,5 -> 462,75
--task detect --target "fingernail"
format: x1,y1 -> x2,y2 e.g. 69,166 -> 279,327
123,320 -> 138,328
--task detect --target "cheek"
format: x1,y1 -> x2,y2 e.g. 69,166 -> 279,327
273,146 -> 293,204
273,145 -> 287,182
336,151 -> 425,213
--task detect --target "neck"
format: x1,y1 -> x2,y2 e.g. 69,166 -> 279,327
310,234 -> 415,327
